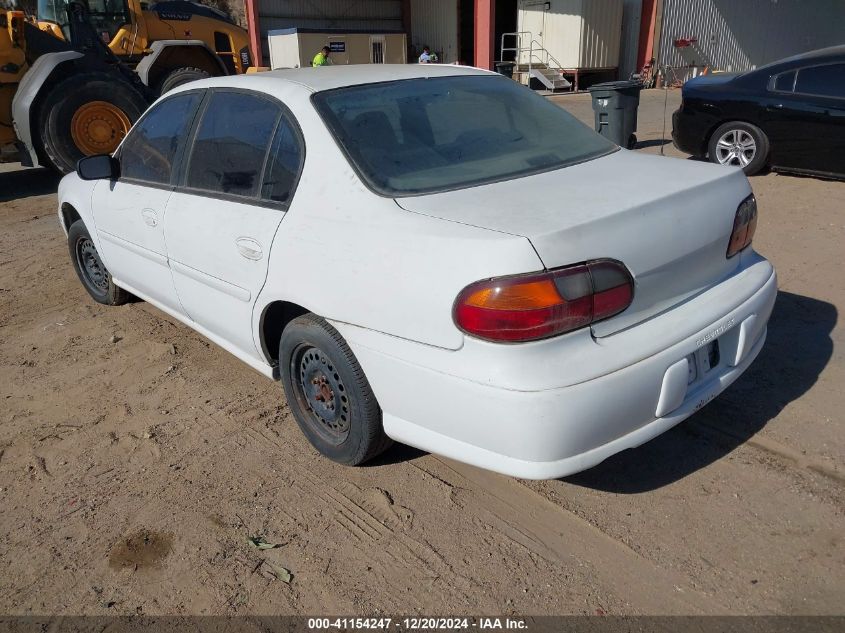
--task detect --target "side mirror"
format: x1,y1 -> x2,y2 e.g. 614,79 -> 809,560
77,155 -> 120,181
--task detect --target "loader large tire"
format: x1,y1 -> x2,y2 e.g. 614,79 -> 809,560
157,67 -> 211,95
37,73 -> 149,174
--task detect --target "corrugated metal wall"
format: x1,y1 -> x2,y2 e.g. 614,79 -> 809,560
658,0 -> 845,80
410,0 -> 459,64
517,0 -> 623,69
579,0 -> 623,69
256,0 -> 403,61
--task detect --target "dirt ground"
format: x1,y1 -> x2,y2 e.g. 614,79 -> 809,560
0,89 -> 843,616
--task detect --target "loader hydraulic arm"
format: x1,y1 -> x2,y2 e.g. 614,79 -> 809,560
63,1 -> 150,95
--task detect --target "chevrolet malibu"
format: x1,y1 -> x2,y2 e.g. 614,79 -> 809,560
57,65 -> 777,479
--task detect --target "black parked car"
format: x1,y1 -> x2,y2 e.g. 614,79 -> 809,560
672,45 -> 845,177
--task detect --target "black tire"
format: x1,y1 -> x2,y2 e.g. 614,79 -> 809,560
37,72 -> 149,174
67,220 -> 130,306
627,133 -> 637,150
280,314 -> 391,466
707,121 -> 770,176
157,67 -> 211,95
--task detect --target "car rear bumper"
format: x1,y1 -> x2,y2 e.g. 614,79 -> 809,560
334,255 -> 777,479
672,108 -> 711,157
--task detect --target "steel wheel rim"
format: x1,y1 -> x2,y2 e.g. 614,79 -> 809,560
70,101 -> 131,156
75,237 -> 109,293
291,344 -> 350,445
715,129 -> 756,167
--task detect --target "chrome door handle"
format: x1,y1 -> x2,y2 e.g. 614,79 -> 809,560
235,237 -> 263,260
140,208 -> 158,227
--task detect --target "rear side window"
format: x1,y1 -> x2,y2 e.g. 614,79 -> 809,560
772,70 -> 795,92
185,92 -> 281,197
795,64 -> 845,98
261,118 -> 304,203
120,92 -> 201,185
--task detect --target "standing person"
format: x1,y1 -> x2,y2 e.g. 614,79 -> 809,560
312,46 -> 331,67
418,46 -> 436,64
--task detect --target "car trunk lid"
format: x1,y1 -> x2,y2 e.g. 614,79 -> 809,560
395,150 -> 752,337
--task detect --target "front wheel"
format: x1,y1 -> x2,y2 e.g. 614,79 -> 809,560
708,121 -> 769,175
279,314 -> 391,465
67,220 -> 130,306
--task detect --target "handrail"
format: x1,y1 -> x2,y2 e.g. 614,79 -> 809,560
500,31 -> 567,85
500,31 -> 533,58
529,39 -> 564,73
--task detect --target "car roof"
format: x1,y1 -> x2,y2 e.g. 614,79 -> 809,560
753,45 -> 845,74
220,64 -> 495,93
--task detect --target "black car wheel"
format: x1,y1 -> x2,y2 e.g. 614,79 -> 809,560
67,220 -> 130,306
708,121 -> 769,176
279,314 -> 392,465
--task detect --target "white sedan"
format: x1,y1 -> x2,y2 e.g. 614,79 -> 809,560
58,65 -> 777,479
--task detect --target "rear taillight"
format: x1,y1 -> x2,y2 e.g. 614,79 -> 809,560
727,194 -> 757,258
453,259 -> 634,343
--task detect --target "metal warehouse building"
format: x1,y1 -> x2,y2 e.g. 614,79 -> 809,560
243,0 -> 630,76
653,0 -> 845,81
243,0 -> 845,85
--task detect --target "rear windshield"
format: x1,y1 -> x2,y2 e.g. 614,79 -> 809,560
312,75 -> 616,196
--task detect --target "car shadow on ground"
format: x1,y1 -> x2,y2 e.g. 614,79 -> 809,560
0,168 -> 61,202
564,290 -> 836,493
367,443 -> 427,467
634,139 -> 671,150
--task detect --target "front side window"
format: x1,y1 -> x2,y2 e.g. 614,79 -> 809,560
312,75 -> 616,196
185,92 -> 281,197
795,64 -> 845,98
120,92 -> 201,185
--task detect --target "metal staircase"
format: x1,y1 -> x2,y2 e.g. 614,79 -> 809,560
500,31 -> 572,91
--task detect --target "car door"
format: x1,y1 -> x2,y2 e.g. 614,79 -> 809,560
791,63 -> 845,175
163,89 -> 304,356
764,63 -> 845,174
91,91 -> 202,313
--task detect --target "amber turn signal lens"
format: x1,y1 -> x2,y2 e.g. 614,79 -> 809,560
462,279 -> 564,310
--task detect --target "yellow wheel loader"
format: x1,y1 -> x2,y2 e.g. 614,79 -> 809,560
1,0 -> 251,173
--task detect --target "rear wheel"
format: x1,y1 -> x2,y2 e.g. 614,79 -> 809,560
37,73 -> 149,173
279,314 -> 391,466
157,67 -> 211,95
708,121 -> 769,175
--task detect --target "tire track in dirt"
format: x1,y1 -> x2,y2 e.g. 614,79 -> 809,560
425,457 -> 728,614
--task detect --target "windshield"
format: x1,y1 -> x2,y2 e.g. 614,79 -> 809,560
38,0 -> 67,25
312,75 -> 616,196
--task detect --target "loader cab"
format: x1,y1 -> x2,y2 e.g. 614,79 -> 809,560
37,0 -> 136,49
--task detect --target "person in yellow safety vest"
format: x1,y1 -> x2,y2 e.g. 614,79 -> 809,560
312,46 -> 331,67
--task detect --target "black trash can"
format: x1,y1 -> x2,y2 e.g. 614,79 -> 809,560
494,61 -> 515,79
587,80 -> 643,149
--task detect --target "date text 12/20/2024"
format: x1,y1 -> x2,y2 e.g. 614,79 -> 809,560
307,618 -> 528,630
